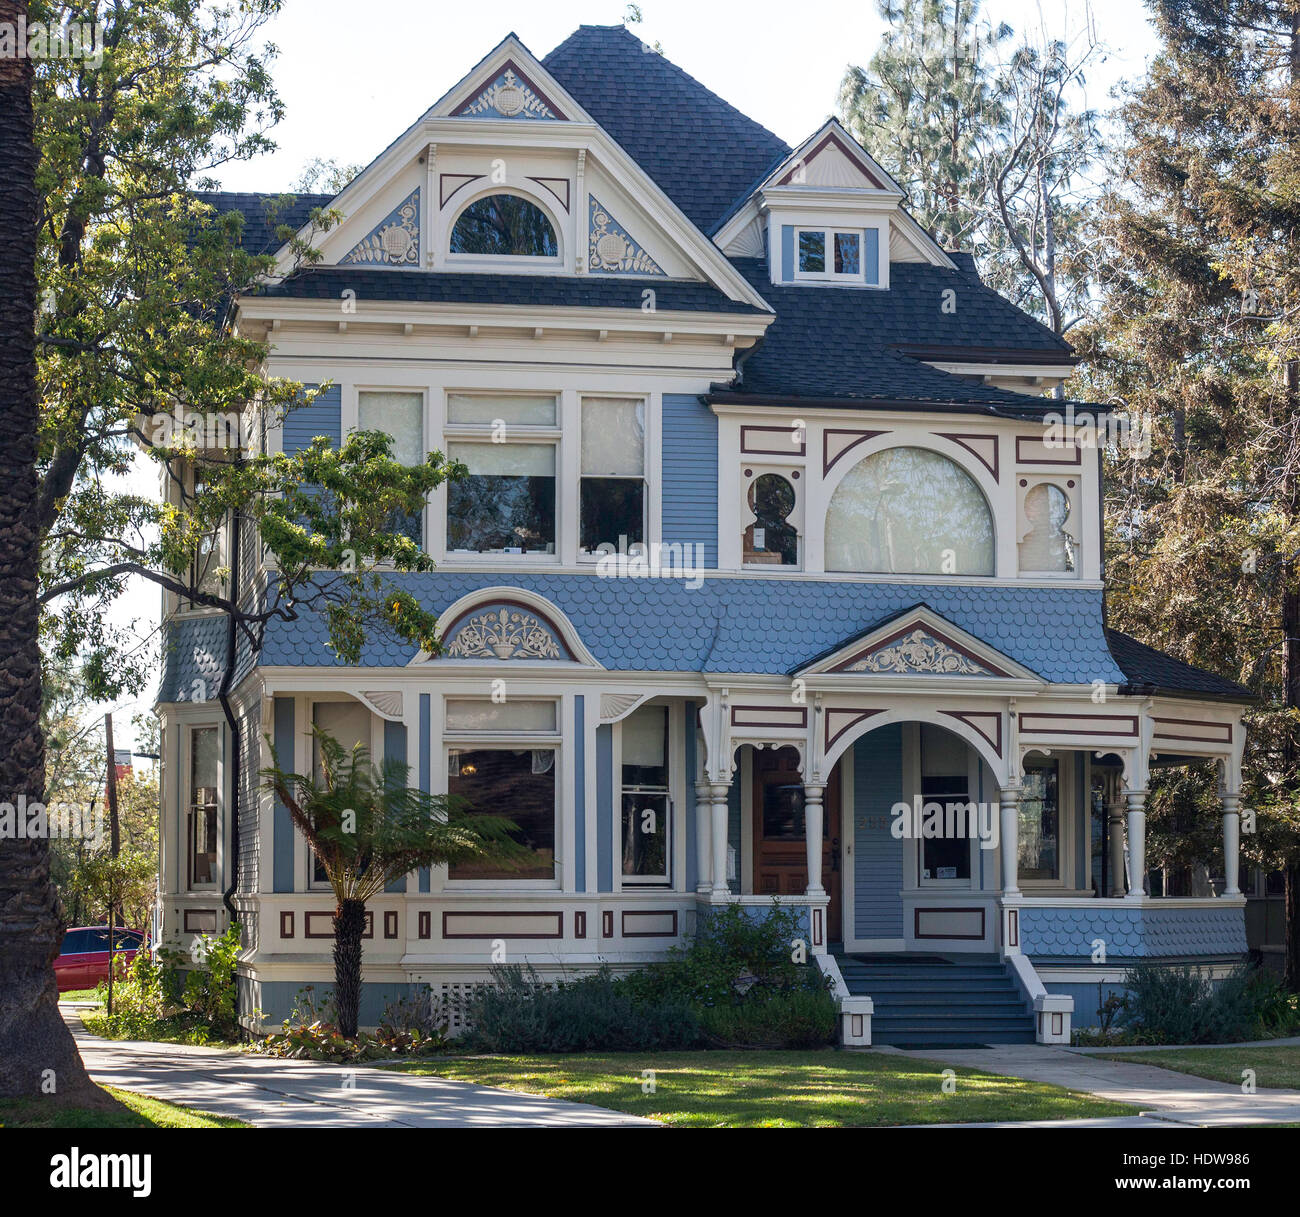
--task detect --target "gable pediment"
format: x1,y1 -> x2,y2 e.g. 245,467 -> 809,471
795,604 -> 1041,682
454,61 -> 567,121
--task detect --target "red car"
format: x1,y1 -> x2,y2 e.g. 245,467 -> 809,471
54,926 -> 145,992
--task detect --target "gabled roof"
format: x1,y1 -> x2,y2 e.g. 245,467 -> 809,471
193,191 -> 334,255
542,25 -> 792,233
713,257 -> 1076,411
1105,629 -> 1255,703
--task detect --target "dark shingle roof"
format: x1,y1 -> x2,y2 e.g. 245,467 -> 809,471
192,191 -> 335,255
717,257 -> 1076,410
255,267 -> 767,314
543,25 -> 792,233
1105,628 -> 1254,702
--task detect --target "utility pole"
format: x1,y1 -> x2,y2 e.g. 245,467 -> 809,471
104,713 -> 120,1018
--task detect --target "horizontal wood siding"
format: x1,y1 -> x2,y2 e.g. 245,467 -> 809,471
662,393 -> 717,567
854,725 -> 903,939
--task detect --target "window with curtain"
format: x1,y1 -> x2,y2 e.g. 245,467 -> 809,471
448,194 -> 558,257
621,705 -> 670,882
1018,483 -> 1076,573
446,699 -> 559,881
445,394 -> 557,556
357,391 -> 424,545
187,726 -> 219,890
824,446 -> 994,575
580,397 -> 645,552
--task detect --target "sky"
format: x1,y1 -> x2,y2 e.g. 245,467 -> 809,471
98,0 -> 1163,749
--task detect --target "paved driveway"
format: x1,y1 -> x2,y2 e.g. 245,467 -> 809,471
68,1013 -> 654,1128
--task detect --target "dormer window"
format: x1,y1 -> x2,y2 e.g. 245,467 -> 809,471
449,194 -> 559,258
795,227 -> 865,283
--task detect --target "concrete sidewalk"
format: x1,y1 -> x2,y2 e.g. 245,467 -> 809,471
887,1043 -> 1300,1127
67,1013 -> 655,1128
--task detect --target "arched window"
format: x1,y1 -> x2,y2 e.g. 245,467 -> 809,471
743,473 -> 799,565
824,446 -> 994,575
1019,483 -> 1076,572
449,194 -> 558,257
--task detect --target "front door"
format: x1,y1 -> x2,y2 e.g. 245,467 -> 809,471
752,747 -> 842,941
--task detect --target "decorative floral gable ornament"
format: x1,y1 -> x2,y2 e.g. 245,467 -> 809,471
588,196 -> 665,275
847,629 -> 990,676
442,606 -> 570,661
460,68 -> 558,120
342,190 -> 420,266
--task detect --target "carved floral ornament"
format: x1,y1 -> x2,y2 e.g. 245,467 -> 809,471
342,191 -> 420,266
442,607 -> 567,661
846,629 -> 991,676
461,69 -> 557,120
588,196 -> 665,275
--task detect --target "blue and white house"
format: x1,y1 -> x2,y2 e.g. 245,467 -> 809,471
158,26 -> 1254,1045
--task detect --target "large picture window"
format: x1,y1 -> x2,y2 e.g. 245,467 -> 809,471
187,726 -> 219,890
580,397 -> 645,553
449,194 -> 558,258
445,394 -> 557,556
825,447 -> 994,575
357,390 -> 424,545
446,699 -> 558,881
621,705 -> 670,882
1018,760 -> 1061,882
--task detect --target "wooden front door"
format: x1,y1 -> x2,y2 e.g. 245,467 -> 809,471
752,747 -> 842,941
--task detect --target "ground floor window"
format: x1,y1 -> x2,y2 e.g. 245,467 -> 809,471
1018,759 -> 1061,881
311,699 -> 374,886
620,704 -> 670,883
187,725 -> 219,889
446,699 -> 558,880
918,724 -> 972,882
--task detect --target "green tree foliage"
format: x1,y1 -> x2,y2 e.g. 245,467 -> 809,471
1073,0 -> 1300,980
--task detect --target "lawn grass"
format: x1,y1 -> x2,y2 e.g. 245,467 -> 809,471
58,989 -> 101,1002
382,1051 -> 1136,1127
1102,1045 -> 1300,1091
0,1085 -> 248,1128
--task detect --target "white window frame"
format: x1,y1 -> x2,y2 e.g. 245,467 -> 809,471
304,696 -> 383,892
353,386 -> 429,552
910,724 -> 981,891
1018,753 -> 1075,891
577,394 -> 650,562
441,390 -> 562,564
793,226 -> 868,284
185,723 -> 222,893
616,703 -> 673,888
443,189 -> 566,274
442,697 -> 563,889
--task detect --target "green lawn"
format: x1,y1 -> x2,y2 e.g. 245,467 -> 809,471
0,1085 -> 248,1128
383,1051 -> 1135,1127
1102,1045 -> 1300,1091
58,989 -> 101,1002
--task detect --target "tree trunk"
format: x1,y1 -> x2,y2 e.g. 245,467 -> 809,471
333,899 -> 366,1038
0,0 -> 94,1099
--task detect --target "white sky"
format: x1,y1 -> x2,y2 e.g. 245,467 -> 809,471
96,0 -> 1162,748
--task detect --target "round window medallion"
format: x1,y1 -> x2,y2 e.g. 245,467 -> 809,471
596,231 -> 628,265
381,225 -> 413,261
495,84 -> 525,116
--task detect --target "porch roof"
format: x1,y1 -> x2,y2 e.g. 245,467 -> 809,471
1105,628 -> 1255,703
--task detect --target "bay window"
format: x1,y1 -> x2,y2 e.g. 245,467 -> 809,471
580,396 -> 645,553
187,726 -> 219,890
620,704 -> 670,883
445,698 -> 558,881
445,393 -> 558,556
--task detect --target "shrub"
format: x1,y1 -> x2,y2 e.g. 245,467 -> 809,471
461,965 -> 703,1054
1119,962 -> 1300,1044
698,987 -> 837,1049
256,986 -> 449,1061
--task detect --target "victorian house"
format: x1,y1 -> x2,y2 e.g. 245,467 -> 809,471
158,25 -> 1253,1045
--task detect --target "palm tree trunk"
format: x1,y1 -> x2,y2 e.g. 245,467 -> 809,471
333,899 -> 366,1038
0,0 -> 93,1098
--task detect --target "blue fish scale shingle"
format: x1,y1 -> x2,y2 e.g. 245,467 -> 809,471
158,614 -> 228,703
1021,905 -> 1246,958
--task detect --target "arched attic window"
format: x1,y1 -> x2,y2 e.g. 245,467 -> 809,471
825,446 -> 994,575
449,194 -> 558,257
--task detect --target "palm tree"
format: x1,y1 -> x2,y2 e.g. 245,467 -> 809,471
263,728 -> 522,1038
0,0 -> 94,1099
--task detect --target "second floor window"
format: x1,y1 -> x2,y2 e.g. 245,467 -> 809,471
357,391 -> 424,545
446,394 -> 558,556
796,227 -> 864,282
580,396 -> 645,553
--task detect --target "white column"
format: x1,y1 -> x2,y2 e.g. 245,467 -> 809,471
1000,784 -> 1021,896
1125,789 -> 1147,900
1107,799 -> 1127,897
803,784 -> 825,896
710,783 -> 730,895
693,781 -> 713,895
1221,791 -> 1242,896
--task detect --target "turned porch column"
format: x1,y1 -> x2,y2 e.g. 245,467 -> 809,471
1107,796 -> 1128,897
1125,789 -> 1147,900
1000,783 -> 1021,896
710,783 -> 730,895
694,781 -> 713,894
803,784 -> 826,896
1221,790 -> 1242,897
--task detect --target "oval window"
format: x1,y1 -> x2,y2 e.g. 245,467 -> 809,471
449,194 -> 558,257
825,446 -> 994,575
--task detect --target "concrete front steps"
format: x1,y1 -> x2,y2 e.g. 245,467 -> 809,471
835,952 -> 1037,1047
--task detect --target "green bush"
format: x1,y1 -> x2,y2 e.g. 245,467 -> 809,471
699,987 -> 837,1048
461,965 -> 703,1053
1119,962 -> 1300,1044
256,986 -> 449,1061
